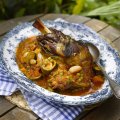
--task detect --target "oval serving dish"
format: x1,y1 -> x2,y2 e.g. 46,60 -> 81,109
1,19 -> 120,106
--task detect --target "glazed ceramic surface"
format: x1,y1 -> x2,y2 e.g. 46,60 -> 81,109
1,19 -> 120,105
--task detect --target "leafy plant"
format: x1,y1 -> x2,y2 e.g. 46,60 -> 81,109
72,0 -> 85,14
83,1 -> 120,16
0,0 -> 120,29
82,0 -> 120,29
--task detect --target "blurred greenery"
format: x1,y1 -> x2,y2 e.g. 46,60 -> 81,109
0,0 -> 120,29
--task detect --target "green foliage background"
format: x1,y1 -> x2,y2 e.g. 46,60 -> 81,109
0,0 -> 120,29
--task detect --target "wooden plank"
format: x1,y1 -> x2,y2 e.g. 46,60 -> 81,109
65,15 -> 91,23
0,14 -> 44,35
99,26 -> 120,42
85,19 -> 108,32
0,36 -> 3,41
41,14 -> 90,24
75,111 -> 90,120
112,37 -> 120,52
0,13 -> 69,36
81,96 -> 120,120
41,13 -> 70,20
0,107 -> 38,120
0,97 -> 15,117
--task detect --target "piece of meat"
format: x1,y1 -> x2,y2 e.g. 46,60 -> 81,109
33,19 -> 94,91
37,29 -> 93,91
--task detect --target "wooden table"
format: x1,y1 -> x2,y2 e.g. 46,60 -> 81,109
0,14 -> 120,120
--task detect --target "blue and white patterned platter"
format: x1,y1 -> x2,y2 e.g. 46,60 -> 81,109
1,19 -> 120,106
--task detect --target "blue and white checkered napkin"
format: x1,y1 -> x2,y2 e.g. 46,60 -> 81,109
0,63 -> 84,120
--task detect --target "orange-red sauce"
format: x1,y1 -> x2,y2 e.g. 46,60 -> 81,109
16,36 -> 104,96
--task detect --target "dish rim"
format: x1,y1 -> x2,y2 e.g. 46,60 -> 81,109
1,20 -> 116,105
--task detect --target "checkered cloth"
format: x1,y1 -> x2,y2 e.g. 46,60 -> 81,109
0,57 -> 84,120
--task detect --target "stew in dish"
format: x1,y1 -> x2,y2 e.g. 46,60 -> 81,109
16,19 -> 104,96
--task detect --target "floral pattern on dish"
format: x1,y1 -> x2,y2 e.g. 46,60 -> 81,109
1,19 -> 120,105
